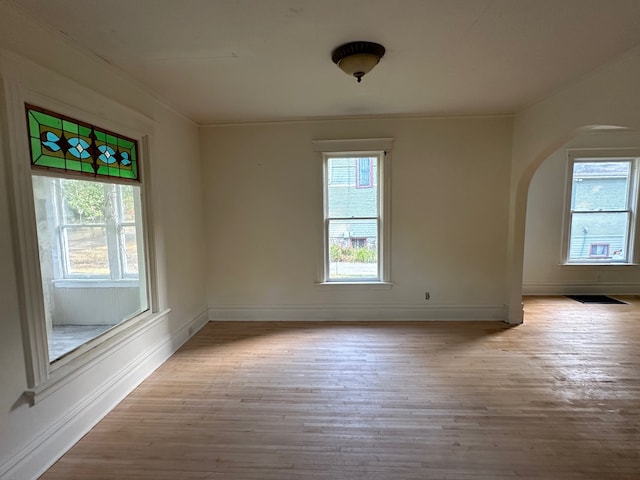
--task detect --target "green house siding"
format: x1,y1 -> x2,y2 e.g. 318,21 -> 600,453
327,157 -> 378,245
569,163 -> 632,261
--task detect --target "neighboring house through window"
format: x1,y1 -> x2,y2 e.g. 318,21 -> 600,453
313,138 -> 393,283
356,157 -> 373,188
564,151 -> 640,264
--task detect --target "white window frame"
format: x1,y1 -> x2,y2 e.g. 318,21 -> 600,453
312,138 -> 393,284
562,149 -> 640,265
1,79 -> 165,404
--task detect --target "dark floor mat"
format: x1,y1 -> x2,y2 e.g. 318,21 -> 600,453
566,295 -> 627,304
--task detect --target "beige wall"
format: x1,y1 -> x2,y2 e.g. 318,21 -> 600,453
0,4 -> 207,478
202,116 -> 514,317
523,132 -> 640,294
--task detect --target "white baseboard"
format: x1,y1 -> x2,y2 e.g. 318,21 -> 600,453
0,307 -> 209,480
208,304 -> 508,322
523,282 -> 640,296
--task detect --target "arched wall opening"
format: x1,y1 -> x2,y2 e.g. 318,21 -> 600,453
522,129 -> 640,297
506,126 -> 640,325
505,44 -> 640,324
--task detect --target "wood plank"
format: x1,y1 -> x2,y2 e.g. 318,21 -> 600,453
40,296 -> 640,479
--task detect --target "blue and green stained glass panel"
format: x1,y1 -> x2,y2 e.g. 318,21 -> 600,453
25,104 -> 139,182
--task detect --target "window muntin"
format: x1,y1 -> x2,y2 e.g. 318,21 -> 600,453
25,105 -> 148,363
566,158 -> 637,263
324,154 -> 382,281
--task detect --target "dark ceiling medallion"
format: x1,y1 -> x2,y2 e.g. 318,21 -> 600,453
331,41 -> 386,83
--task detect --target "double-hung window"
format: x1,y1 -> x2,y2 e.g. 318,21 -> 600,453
564,151 -> 639,264
314,138 -> 393,283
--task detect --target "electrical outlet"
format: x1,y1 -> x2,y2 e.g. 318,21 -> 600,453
425,292 -> 430,300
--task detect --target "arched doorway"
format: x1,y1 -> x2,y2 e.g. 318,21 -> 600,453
522,130 -> 640,298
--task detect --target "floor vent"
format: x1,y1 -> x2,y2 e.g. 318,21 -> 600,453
566,295 -> 627,304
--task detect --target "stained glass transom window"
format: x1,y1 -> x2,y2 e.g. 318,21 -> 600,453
25,104 -> 139,181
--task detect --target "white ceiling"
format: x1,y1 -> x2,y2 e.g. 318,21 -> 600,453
12,0 -> 640,124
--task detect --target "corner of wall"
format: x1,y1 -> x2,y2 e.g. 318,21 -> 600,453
0,307 -> 208,480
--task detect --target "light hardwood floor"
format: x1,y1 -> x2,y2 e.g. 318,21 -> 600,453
40,296 -> 640,479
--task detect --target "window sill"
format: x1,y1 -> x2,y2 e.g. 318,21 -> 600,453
53,278 -> 139,288
23,308 -> 170,406
315,281 -> 393,289
559,263 -> 639,268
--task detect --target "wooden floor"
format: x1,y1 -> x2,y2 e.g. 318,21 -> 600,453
41,297 -> 640,479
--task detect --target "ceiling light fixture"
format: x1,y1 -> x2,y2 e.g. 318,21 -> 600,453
331,41 -> 386,83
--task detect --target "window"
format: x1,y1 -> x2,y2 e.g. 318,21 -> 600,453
356,157 -> 373,188
38,178 -> 139,279
313,138 -> 393,284
565,153 -> 639,264
25,105 -> 148,363
32,176 -> 147,362
589,243 -> 610,258
325,154 -> 380,281
351,237 -> 368,248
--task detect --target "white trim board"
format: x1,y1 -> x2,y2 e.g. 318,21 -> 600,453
0,307 -> 209,480
523,283 -> 640,295
208,305 -> 508,322
311,138 -> 394,153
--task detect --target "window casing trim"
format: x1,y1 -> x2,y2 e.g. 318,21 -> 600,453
561,148 -> 640,266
